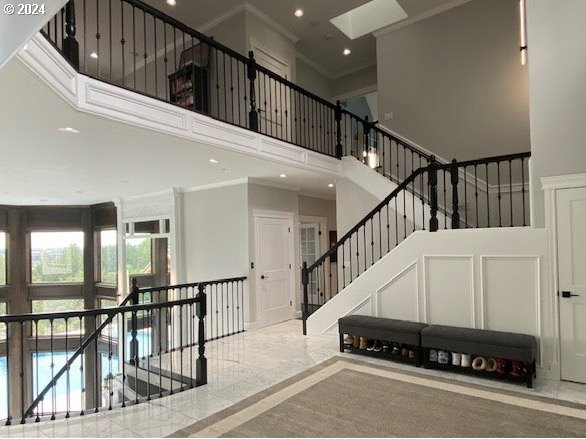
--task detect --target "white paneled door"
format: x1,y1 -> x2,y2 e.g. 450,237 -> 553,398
557,187 -> 586,383
257,215 -> 293,327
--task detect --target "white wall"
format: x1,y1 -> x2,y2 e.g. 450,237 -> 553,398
299,195 -> 337,231
307,227 -> 556,377
526,0 -> 586,227
375,0 -> 530,161
336,177 -> 379,237
296,59 -> 333,101
181,183 -> 249,282
245,11 -> 297,83
332,65 -> 377,100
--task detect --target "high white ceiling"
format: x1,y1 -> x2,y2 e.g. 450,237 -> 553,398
0,59 -> 337,205
144,0 -> 462,79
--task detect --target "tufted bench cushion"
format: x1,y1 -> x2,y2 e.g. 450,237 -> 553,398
421,325 -> 537,362
339,315 -> 428,346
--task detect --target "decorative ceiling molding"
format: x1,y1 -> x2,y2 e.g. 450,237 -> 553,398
373,0 -> 472,38
296,51 -> 334,80
197,3 -> 247,34
332,60 -> 377,81
197,2 -> 300,45
244,3 -> 301,44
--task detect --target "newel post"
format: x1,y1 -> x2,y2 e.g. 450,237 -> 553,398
247,51 -> 259,132
301,262 -> 309,336
196,283 -> 207,386
129,278 -> 139,365
428,156 -> 439,232
335,100 -> 343,158
450,159 -> 461,229
62,0 -> 79,69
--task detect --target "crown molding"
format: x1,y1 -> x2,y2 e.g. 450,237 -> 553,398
296,51 -> 335,80
249,177 -> 302,193
197,3 -> 247,34
181,178 -> 250,193
331,61 -> 377,81
244,3 -> 300,44
373,0 -> 472,38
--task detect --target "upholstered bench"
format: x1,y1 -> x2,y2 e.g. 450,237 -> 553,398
421,325 -> 537,387
338,315 -> 428,365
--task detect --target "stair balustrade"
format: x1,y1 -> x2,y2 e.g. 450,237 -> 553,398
0,277 -> 246,425
301,152 -> 530,334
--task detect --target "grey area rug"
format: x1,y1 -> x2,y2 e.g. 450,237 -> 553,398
170,357 -> 586,438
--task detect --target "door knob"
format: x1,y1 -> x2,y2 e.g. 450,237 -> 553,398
261,275 -> 268,280
561,291 -> 580,298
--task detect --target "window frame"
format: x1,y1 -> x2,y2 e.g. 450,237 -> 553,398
95,227 -> 118,287
27,229 -> 86,286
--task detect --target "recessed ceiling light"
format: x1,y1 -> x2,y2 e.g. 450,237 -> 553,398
209,158 -> 219,164
328,183 -> 334,188
280,174 -> 287,178
90,52 -> 99,59
58,127 -> 80,134
294,8 -> 304,17
166,0 -> 177,5
343,48 -> 351,56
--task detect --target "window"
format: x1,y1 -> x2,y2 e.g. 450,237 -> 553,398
32,300 -> 85,336
0,232 -> 6,285
99,230 -> 117,284
125,238 -> 152,275
30,232 -> 84,284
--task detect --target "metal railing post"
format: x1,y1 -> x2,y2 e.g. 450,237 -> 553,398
247,51 -> 259,132
301,262 -> 309,336
62,0 -> 79,69
196,283 -> 207,385
450,158 -> 461,229
129,278 -> 139,365
428,155 -> 439,232
335,101 -> 343,158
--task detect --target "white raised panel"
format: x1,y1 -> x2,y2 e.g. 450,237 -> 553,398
481,256 -> 540,336
375,261 -> 418,321
83,81 -> 188,132
18,34 -> 342,178
324,296 -> 372,334
424,256 -> 474,327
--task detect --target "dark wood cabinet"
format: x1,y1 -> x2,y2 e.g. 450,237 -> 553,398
168,43 -> 210,112
168,64 -> 209,111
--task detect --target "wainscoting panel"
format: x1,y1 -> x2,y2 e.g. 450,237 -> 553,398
481,256 -> 540,336
424,256 -> 475,328
375,262 -> 419,322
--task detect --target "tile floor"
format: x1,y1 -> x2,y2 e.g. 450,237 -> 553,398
1,319 -> 585,437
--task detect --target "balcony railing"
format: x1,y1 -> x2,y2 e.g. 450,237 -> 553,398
0,276 -> 246,426
40,0 -> 432,175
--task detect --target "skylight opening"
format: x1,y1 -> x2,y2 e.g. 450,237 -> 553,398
330,0 -> 408,40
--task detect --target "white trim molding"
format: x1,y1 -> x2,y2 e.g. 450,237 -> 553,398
373,0 -> 473,38
17,33 -> 342,178
541,173 -> 586,190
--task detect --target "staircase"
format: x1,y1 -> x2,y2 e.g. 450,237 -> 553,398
302,151 -> 531,334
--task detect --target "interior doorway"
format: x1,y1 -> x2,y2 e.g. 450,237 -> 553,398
557,187 -> 586,383
254,212 -> 294,327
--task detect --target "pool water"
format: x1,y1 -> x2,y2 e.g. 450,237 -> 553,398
0,329 -> 153,419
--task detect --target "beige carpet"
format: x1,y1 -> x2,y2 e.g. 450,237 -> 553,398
170,357 -> 586,438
